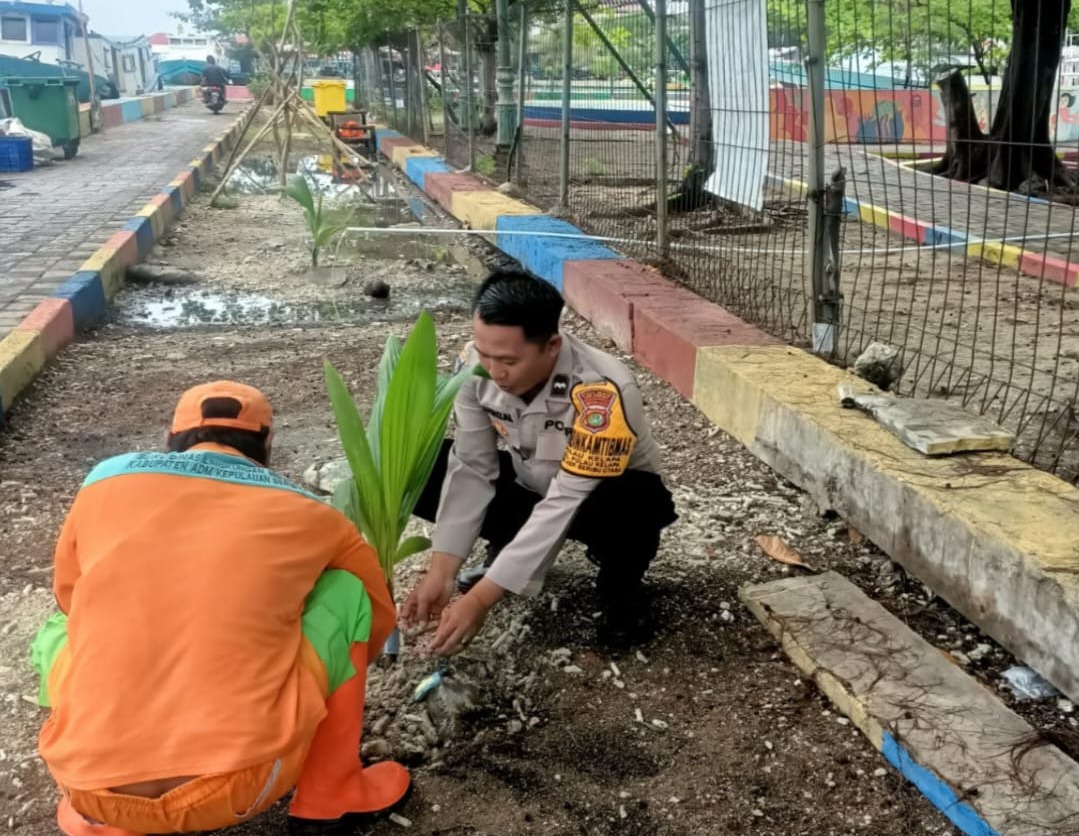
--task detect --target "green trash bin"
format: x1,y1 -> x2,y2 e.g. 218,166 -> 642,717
1,76 -> 81,159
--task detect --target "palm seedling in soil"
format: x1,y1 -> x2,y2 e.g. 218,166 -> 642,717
283,173 -> 347,268
325,312 -> 480,658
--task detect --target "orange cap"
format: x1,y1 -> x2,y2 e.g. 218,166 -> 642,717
171,381 -> 273,434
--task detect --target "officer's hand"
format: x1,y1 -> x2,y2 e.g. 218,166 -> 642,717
429,592 -> 491,656
401,556 -> 457,627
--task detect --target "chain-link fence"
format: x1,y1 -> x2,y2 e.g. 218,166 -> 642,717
353,0 -> 1079,481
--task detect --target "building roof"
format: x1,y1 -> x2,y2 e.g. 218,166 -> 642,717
0,2 -> 82,20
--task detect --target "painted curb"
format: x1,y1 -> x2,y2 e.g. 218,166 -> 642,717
377,131 -> 1079,820
0,106 -> 254,422
742,572 -> 1079,836
763,172 -> 1079,289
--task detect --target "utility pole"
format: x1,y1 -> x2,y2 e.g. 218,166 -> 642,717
495,0 -> 516,148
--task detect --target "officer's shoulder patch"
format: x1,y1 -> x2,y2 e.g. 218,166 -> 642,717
561,379 -> 638,478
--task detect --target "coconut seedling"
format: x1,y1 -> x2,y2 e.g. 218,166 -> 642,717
283,173 -> 347,268
324,312 -> 480,657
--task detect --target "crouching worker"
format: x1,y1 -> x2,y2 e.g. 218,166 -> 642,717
30,381 -> 410,836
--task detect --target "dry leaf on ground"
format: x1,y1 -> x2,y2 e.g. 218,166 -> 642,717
755,534 -> 814,571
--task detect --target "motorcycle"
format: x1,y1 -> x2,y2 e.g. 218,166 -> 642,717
201,85 -> 225,114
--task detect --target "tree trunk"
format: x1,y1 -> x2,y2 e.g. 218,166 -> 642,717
986,0 -> 1071,192
669,0 -> 712,212
932,70 -> 988,181
936,0 -> 1073,197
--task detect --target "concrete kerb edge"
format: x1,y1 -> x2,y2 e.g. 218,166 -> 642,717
0,105 -> 255,422
380,131 -> 1079,815
762,171 -> 1079,288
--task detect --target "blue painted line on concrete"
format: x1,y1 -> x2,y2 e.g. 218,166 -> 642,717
123,217 -> 155,258
925,225 -> 967,246
51,271 -> 106,332
881,733 -> 1000,836
120,100 -> 143,123
495,215 -> 620,291
405,156 -> 451,189
163,185 -> 183,215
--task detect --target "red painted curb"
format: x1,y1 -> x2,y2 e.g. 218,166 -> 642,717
632,293 -> 780,399
564,259 -> 673,351
1019,250 -> 1079,287
103,231 -> 140,268
15,298 -> 74,359
425,172 -> 487,214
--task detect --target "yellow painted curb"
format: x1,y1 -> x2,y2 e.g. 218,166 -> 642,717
391,145 -> 438,168
692,343 -> 1079,698
969,240 -> 1022,270
136,204 -> 166,240
82,248 -> 125,298
0,330 -> 46,410
858,202 -> 890,229
450,190 -> 541,230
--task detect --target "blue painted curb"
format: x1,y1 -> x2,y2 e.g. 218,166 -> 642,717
51,271 -> 106,331
405,155 -> 451,189
495,215 -> 620,291
123,217 -> 155,258
163,185 -> 184,215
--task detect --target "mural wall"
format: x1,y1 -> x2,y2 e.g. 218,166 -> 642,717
769,87 -> 1079,146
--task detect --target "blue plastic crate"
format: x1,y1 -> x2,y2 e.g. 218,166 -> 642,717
0,136 -> 32,172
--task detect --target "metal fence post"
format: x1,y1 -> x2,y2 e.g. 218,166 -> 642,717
465,10 -> 477,171
513,1 -> 529,182
806,0 -> 837,354
559,0 -> 573,207
655,0 -> 669,258
438,20 -> 451,149
495,0 -> 515,148
459,0 -> 474,133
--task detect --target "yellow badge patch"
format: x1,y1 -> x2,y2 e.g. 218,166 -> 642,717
561,380 -> 638,478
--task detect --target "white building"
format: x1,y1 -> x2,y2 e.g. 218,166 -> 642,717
106,35 -> 156,95
149,29 -> 224,63
0,0 -> 83,64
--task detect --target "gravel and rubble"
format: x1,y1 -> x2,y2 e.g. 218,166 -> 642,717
0,169 -> 1074,834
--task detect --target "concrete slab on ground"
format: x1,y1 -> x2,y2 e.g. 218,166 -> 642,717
741,571 -> 1079,836
844,393 -> 1015,456
0,102 -> 236,341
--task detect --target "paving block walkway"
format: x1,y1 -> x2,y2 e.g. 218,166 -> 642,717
0,101 -> 235,338
770,140 -> 1079,263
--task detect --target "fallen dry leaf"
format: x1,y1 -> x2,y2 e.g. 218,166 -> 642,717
755,534 -> 814,571
848,526 -> 866,546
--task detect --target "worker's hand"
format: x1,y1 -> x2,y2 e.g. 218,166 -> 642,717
400,552 -> 460,628
429,591 -> 492,656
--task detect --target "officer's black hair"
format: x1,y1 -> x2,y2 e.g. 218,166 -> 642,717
166,396 -> 270,465
471,268 -> 564,344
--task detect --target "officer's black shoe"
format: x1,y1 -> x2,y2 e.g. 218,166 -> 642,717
455,544 -> 501,593
596,579 -> 656,648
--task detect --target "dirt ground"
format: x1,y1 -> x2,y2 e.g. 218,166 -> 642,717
3,153 -> 1072,836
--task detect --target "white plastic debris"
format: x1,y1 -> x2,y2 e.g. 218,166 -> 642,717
1002,666 -> 1060,701
389,812 -> 412,827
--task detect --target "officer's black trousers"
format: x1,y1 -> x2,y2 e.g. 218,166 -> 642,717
414,439 -> 678,591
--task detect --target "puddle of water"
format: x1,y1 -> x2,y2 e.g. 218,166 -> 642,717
116,285 -> 473,329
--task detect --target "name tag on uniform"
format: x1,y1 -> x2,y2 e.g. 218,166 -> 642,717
535,431 -> 568,461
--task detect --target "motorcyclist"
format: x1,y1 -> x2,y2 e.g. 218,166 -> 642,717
200,55 -> 230,102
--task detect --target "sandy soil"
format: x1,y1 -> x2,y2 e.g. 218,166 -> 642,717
2,159 -> 1068,836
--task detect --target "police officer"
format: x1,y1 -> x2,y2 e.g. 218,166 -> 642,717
401,269 -> 677,654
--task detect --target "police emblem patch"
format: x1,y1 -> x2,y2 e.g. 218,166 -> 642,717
490,419 -> 509,438
561,380 -> 638,478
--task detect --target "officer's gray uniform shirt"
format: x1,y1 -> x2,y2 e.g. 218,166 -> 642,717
431,334 -> 662,595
